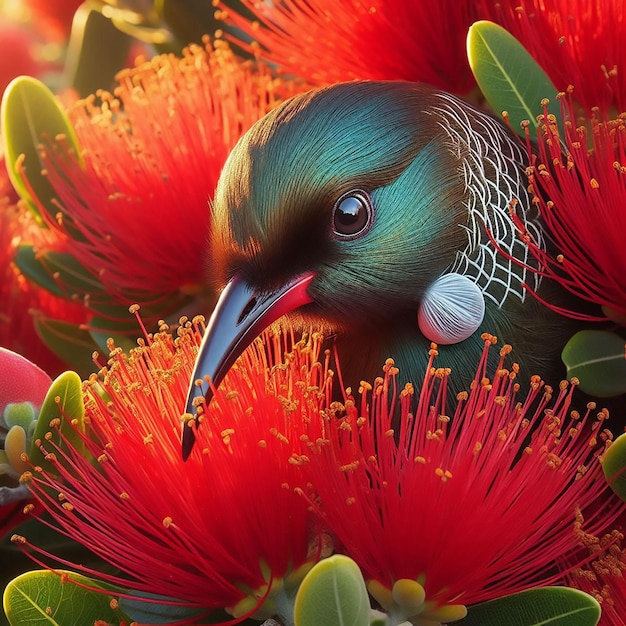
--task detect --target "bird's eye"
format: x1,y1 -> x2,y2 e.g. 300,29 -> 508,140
332,190 -> 373,240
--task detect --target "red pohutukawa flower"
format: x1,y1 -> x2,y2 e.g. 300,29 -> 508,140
0,160 -> 84,375
569,514 -> 626,626
22,38 -> 301,313
511,95 -> 626,319
11,326 -> 624,623
23,0 -> 83,39
15,320 -> 329,621
296,335 -> 623,622
484,0 -> 626,113
217,0 -> 481,94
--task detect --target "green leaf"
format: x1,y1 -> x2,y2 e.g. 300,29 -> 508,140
457,587 -> 600,626
66,4 -> 140,97
32,316 -> 99,378
561,330 -> 626,397
88,317 -> 141,356
119,591 -> 220,624
294,555 -> 370,626
15,246 -> 107,300
467,20 -> 559,135
3,570 -> 129,626
0,76 -> 81,226
603,432 -> 626,501
14,246 -> 65,299
28,371 -> 85,473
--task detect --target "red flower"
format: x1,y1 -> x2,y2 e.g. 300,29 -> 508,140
0,24 -> 41,96
0,156 -> 84,375
511,95 -> 626,319
217,0 -> 481,94
297,335 -> 623,620
23,0 -> 82,39
15,322 -> 327,620
484,0 -> 626,113
569,512 -> 626,626
23,39 -> 301,320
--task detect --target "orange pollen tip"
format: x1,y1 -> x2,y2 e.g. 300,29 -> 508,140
415,456 -> 426,464
128,304 -> 140,314
11,535 -> 26,545
435,468 -> 453,482
340,461 -> 359,472
346,497 -> 356,505
163,517 -> 173,528
384,429 -> 395,438
119,492 -> 130,500
97,454 -> 108,463
62,502 -> 74,511
23,503 -> 35,514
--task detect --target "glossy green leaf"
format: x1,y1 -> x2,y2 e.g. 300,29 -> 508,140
3,570 -> 129,626
88,317 -> 142,356
457,587 -> 600,626
158,0 -> 223,50
294,555 -> 370,626
15,246 -> 106,300
32,316 -> 99,378
119,591 -> 222,624
66,4 -> 136,97
28,371 -> 85,473
0,76 -> 81,225
603,432 -> 626,501
14,246 -> 66,299
467,20 -> 559,134
561,330 -> 626,397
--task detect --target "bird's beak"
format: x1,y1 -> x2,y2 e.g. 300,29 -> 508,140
181,271 -> 315,460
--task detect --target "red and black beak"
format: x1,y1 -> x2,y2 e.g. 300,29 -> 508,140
182,271 -> 315,460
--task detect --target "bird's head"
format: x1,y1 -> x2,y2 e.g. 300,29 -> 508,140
183,81 -> 485,458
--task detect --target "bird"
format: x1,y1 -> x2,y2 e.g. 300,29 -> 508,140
182,80 -> 581,459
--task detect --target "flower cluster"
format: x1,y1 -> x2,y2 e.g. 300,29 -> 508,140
217,0 -> 626,112
12,325 -> 624,622
512,94 -> 626,320
23,38 -> 297,311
